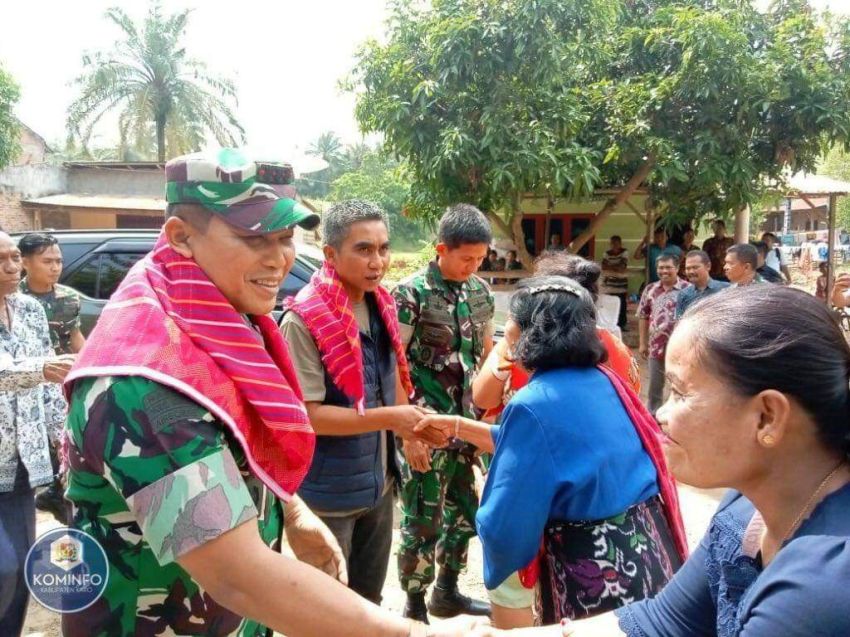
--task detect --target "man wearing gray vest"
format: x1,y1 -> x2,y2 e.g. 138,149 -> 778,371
281,200 -> 444,604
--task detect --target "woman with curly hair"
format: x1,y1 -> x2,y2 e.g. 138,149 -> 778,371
422,276 -> 686,628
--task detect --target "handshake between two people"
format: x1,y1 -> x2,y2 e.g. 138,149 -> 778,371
392,406 -> 495,474
392,406 -> 492,449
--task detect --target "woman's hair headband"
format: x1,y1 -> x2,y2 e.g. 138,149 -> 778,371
525,281 -> 586,298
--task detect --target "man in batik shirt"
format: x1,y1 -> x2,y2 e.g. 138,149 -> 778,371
0,231 -> 70,637
638,253 -> 687,414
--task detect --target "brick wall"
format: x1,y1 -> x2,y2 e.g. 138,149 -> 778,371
0,191 -> 35,231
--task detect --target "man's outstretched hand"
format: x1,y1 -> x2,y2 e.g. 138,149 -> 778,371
284,497 -> 347,585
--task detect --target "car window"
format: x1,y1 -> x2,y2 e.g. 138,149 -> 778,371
98,252 -> 145,299
58,242 -> 102,270
63,256 -> 100,298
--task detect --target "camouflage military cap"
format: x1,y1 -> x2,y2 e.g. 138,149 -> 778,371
165,148 -> 320,233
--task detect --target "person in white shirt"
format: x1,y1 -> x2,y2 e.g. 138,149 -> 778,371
761,232 -> 791,283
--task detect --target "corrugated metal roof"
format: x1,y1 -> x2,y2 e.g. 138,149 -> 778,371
21,194 -> 165,211
63,161 -> 165,170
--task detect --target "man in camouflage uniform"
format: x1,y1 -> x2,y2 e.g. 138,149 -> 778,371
19,233 -> 84,356
19,232 -> 84,525
393,204 -> 495,622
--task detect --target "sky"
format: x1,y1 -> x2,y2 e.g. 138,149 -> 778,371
1,0 -> 848,163
0,0 -> 389,161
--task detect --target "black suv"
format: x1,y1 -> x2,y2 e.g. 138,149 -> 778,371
11,230 -> 322,335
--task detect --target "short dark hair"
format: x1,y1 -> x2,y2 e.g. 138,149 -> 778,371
654,227 -> 667,236
611,235 -> 622,242
656,253 -> 680,268
18,233 -> 58,257
683,285 -> 850,461
762,232 -> 777,241
507,250 -> 517,259
727,243 -> 758,270
511,275 -> 606,371
685,250 -> 711,267
752,240 -> 769,257
438,204 -> 492,249
488,249 -> 498,258
165,202 -> 213,232
322,200 -> 388,249
712,219 -> 727,229
533,252 -> 601,302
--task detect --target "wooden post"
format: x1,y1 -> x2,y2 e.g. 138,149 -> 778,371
734,204 -> 750,243
644,199 -> 655,286
827,193 -> 837,305
510,194 -> 534,270
782,197 -> 791,236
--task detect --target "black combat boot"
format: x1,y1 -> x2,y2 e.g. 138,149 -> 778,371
402,592 -> 429,624
427,569 -> 491,618
35,478 -> 70,525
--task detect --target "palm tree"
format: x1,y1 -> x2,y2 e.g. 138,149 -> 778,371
67,2 -> 245,162
307,131 -> 344,167
341,142 -> 372,172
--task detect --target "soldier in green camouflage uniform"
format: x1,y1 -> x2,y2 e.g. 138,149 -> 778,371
18,233 -> 85,355
64,149 -> 447,637
64,376 -> 283,637
18,233 -> 84,525
393,204 -> 495,622
19,278 -> 82,355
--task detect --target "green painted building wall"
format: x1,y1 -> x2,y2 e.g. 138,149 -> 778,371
515,194 -> 652,294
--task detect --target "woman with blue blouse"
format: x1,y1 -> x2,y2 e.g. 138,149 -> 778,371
475,276 -> 686,625
419,275 -> 688,627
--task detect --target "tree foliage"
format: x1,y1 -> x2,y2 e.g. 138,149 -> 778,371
66,1 -> 245,162
0,64 -> 21,170
329,148 -> 427,249
349,0 -> 850,258
820,146 -> 850,231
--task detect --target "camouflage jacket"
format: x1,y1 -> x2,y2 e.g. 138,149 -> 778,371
393,261 -> 494,420
64,376 -> 282,637
19,279 -> 81,354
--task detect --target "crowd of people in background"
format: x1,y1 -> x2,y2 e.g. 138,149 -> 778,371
475,218 -> 835,422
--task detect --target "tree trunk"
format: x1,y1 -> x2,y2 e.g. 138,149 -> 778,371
156,114 -> 166,162
568,155 -> 656,254
509,193 -> 534,270
484,209 -> 512,238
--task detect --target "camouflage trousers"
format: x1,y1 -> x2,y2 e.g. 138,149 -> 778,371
397,448 -> 480,593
